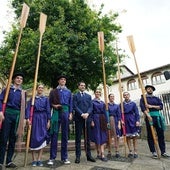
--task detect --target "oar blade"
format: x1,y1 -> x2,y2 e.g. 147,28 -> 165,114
127,35 -> 136,54
39,13 -> 47,35
20,3 -> 30,28
98,31 -> 105,52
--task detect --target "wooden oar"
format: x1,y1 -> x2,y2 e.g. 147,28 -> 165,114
127,35 -> 160,158
24,12 -> 47,167
0,3 -> 30,129
115,41 -> 127,157
98,31 -> 112,155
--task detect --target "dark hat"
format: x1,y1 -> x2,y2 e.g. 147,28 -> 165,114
12,72 -> 24,80
57,75 -> 67,81
145,85 -> 155,91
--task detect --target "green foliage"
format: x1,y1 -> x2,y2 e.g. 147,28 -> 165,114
0,0 -> 124,91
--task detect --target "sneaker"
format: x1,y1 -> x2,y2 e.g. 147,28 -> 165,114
37,161 -> 43,166
32,161 -> 37,167
152,152 -> 158,159
62,159 -> 70,164
47,159 -> 54,165
6,162 -> 17,168
161,153 -> 170,158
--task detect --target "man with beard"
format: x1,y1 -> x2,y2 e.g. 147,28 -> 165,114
140,85 -> 170,159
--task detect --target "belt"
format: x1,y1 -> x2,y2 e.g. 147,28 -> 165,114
50,105 -> 69,134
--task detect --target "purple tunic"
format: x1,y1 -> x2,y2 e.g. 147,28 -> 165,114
140,94 -> 163,112
90,99 -> 108,145
108,103 -> 122,137
49,86 -> 73,160
0,85 -> 22,111
123,100 -> 140,137
26,96 -> 51,148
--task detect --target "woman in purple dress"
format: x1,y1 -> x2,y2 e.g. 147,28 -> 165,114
90,89 -> 108,162
25,84 -> 51,166
108,93 -> 122,158
122,92 -> 140,158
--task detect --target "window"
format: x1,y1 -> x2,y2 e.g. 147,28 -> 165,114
142,76 -> 149,86
127,79 -> 137,90
152,72 -> 165,85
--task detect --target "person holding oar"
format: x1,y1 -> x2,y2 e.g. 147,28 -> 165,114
140,85 -> 170,159
25,84 -> 51,167
108,93 -> 122,158
122,92 -> 140,159
0,73 -> 25,168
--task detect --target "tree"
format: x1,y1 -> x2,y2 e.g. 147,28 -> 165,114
0,0 -> 123,91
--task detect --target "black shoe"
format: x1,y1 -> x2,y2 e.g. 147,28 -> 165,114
107,153 -> 112,159
100,157 -> 108,162
6,162 -> 17,168
75,158 -> 80,164
133,154 -> 138,158
87,156 -> 96,162
96,155 -> 101,160
115,153 -> 121,158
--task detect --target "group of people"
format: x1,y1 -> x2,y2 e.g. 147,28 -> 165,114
0,73 -> 169,168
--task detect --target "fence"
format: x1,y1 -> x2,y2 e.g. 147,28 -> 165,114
158,92 -> 170,125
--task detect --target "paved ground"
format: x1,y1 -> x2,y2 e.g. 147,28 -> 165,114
1,139 -> 170,170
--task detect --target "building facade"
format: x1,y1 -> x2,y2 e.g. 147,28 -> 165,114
109,64 -> 170,102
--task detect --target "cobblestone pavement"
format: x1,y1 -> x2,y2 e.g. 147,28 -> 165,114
1,139 -> 170,170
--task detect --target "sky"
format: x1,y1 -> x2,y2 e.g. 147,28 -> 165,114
89,0 -> 170,73
0,0 -> 170,73
0,0 -> 14,41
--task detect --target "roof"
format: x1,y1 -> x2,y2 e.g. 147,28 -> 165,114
113,63 -> 170,83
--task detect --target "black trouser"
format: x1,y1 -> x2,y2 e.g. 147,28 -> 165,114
0,113 -> 17,164
75,118 -> 91,158
145,116 -> 165,154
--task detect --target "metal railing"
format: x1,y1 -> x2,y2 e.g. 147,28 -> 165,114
158,92 -> 170,125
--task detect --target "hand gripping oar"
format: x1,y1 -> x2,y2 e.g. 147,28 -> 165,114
127,35 -> 160,159
0,3 -> 29,129
24,13 -> 47,167
116,41 -> 127,157
98,32 -> 112,154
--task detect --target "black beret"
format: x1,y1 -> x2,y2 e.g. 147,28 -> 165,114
145,85 -> 155,91
12,72 -> 24,79
57,75 -> 67,81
